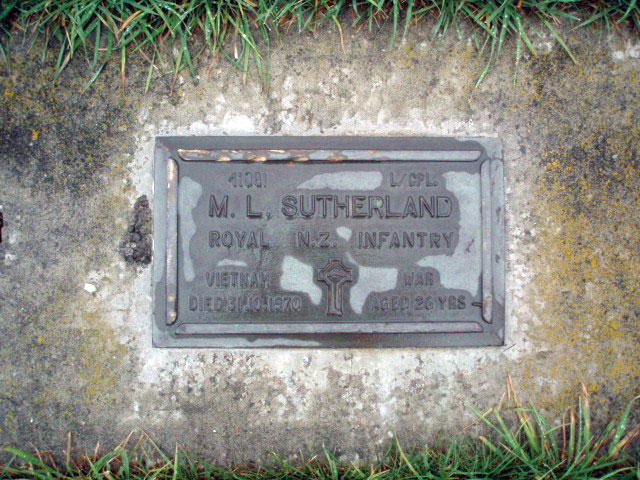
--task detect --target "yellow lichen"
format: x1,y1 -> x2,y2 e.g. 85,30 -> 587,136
518,135 -> 640,410
508,46 -> 640,412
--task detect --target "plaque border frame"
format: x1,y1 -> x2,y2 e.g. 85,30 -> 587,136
152,136 -> 505,348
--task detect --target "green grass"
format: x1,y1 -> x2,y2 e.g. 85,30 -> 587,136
2,381 -> 639,480
0,0 -> 639,90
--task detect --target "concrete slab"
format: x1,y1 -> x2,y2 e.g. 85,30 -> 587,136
0,20 -> 638,462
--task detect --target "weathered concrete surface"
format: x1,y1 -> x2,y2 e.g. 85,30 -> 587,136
0,21 -> 638,462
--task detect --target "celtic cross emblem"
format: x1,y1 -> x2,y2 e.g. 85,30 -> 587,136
317,257 -> 353,316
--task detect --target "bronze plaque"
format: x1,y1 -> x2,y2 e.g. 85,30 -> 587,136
153,137 -> 504,347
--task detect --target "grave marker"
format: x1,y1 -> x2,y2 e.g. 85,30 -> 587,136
153,137 -> 504,347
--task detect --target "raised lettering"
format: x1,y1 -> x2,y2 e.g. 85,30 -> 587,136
209,195 -> 229,217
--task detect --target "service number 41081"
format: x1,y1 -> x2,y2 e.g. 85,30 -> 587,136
228,172 -> 267,188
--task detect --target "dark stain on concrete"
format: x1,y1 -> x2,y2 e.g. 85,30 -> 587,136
122,195 -> 153,265
0,58 -> 130,197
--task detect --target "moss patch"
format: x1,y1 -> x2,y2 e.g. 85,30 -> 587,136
513,47 -> 640,413
0,49 -> 142,442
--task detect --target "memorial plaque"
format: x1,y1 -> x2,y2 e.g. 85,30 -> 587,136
153,137 -> 504,348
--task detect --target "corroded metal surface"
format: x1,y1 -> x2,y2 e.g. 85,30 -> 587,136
153,137 -> 504,348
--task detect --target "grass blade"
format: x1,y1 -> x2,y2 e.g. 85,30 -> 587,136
538,13 -> 577,63
608,395 -> 640,457
2,447 -> 60,478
